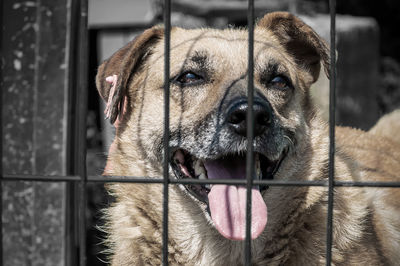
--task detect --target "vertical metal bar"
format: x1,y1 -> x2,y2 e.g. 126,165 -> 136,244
245,0 -> 255,265
162,0 -> 171,265
0,103 -> 2,266
65,0 -> 81,263
0,7 -> 3,259
77,0 -> 88,265
326,0 -> 336,265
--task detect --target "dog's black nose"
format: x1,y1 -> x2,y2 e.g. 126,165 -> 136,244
227,100 -> 272,137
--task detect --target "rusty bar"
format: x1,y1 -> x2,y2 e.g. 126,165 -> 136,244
76,0 -> 89,265
162,0 -> 171,265
326,0 -> 337,264
245,0 -> 255,264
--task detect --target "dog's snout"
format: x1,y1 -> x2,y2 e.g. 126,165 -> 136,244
227,100 -> 272,137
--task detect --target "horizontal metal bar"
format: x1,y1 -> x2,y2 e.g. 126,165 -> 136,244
88,176 -> 330,186
86,176 -> 400,188
88,175 -> 164,183
88,23 -> 153,31
333,181 -> 400,188
3,174 -> 81,182
3,174 -> 400,187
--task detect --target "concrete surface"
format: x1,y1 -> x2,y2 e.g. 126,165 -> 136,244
2,0 -> 70,265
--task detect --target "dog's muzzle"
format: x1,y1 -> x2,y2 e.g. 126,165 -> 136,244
169,97 -> 286,241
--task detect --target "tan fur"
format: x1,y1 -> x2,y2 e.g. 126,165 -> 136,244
96,12 -> 400,265
369,109 -> 400,144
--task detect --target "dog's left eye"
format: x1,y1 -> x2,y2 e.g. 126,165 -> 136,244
176,72 -> 203,85
269,76 -> 291,90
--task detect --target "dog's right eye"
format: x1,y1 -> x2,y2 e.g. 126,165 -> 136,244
175,71 -> 203,85
269,75 -> 292,90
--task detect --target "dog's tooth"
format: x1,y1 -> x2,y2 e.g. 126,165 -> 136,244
255,153 -> 261,180
194,160 -> 201,171
194,160 -> 206,175
205,184 -> 211,190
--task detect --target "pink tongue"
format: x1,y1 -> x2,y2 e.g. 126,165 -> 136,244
204,156 -> 267,240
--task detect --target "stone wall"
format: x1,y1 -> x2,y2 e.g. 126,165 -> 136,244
2,0 -> 71,265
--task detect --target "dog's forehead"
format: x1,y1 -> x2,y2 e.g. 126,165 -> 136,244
151,27 -> 284,70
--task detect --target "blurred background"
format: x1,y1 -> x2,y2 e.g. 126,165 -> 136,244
1,0 -> 400,265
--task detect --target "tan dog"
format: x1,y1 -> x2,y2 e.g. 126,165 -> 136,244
96,12 -> 400,265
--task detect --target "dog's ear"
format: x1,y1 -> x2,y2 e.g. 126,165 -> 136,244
257,12 -> 330,82
96,26 -> 164,124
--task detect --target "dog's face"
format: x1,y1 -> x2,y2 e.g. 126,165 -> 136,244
97,12 -> 329,241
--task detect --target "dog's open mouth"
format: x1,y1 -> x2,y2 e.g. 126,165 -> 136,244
171,149 -> 285,240
171,150 -> 281,201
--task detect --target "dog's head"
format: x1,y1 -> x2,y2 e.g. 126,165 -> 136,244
97,12 -> 329,241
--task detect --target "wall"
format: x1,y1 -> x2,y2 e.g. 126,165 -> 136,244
1,0 -> 71,265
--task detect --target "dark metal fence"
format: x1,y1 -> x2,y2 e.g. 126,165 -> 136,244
1,0 -> 400,265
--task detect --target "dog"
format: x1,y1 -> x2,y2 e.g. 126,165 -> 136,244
96,12 -> 400,265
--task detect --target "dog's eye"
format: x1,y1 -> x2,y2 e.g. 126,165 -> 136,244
270,76 -> 291,90
176,72 -> 203,85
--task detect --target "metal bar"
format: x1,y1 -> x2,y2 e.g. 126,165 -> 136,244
2,174 -> 81,182
245,0 -> 255,264
163,0 -> 171,265
0,5 -> 3,258
77,0 -> 89,265
2,174 -> 400,188
333,181 -> 400,187
86,177 -> 325,186
326,0 -> 337,265
65,0 -> 81,264
0,115 -> 2,266
88,23 -> 153,31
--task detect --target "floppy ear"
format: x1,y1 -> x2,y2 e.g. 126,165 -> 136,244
257,12 -> 330,82
96,26 -> 164,124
